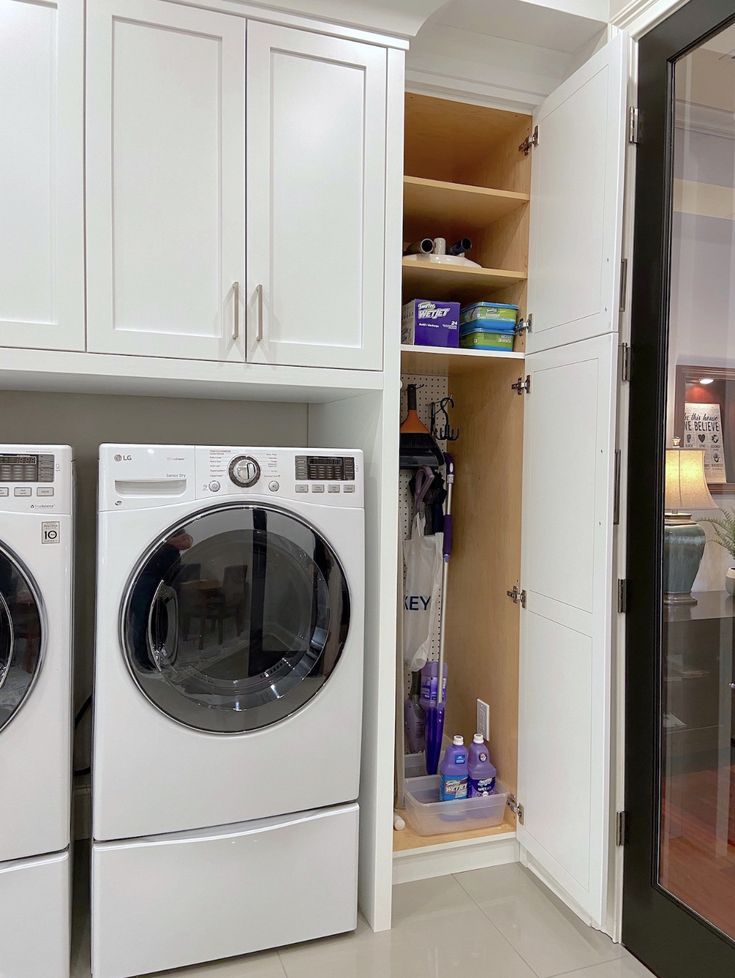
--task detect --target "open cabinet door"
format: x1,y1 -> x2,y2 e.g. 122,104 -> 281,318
526,33 -> 627,355
517,33 -> 628,929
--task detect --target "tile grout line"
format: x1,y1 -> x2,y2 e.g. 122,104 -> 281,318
451,872 -> 545,978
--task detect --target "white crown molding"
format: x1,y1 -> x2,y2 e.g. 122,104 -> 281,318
406,22 -> 573,111
610,0 -> 688,39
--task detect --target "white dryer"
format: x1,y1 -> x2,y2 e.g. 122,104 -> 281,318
92,445 -> 365,978
0,445 -> 73,978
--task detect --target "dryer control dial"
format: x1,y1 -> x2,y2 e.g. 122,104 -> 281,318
229,455 -> 260,488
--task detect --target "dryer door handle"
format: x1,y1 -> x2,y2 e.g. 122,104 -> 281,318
0,591 -> 14,691
147,581 -> 179,670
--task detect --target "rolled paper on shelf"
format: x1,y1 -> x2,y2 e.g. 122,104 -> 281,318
404,238 -> 434,255
433,237 -> 447,256
448,238 -> 472,256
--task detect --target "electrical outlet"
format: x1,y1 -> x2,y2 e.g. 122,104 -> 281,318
476,699 -> 490,741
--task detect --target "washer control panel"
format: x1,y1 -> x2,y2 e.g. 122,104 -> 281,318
197,447 -> 363,506
0,446 -> 72,514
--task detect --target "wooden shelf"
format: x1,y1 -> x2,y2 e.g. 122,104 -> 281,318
393,812 -> 516,853
402,259 -> 526,302
401,344 -> 523,376
404,176 -> 529,228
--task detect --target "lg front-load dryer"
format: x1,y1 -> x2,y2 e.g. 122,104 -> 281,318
0,445 -> 73,978
92,445 -> 364,978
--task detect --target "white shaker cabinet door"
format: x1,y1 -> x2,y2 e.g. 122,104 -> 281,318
0,0 -> 84,351
86,0 -> 246,361
517,333 -> 618,927
247,23 -> 386,370
526,32 -> 627,354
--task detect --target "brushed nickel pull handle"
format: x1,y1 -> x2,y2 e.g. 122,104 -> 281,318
232,281 -> 240,341
256,284 -> 264,342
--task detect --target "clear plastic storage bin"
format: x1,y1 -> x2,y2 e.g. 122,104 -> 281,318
404,775 -> 509,836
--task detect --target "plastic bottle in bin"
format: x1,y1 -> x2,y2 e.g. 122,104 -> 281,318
439,735 -> 469,801
468,734 -> 497,797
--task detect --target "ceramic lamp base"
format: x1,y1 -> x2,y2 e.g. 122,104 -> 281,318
663,517 -> 705,606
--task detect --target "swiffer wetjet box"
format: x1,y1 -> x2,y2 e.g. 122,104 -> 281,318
402,300 -> 461,348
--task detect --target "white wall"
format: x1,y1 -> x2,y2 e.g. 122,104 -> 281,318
0,389 -> 307,768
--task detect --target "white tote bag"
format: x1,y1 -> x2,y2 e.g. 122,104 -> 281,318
403,513 -> 443,672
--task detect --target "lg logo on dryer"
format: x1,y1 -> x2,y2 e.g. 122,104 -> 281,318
114,454 -> 133,462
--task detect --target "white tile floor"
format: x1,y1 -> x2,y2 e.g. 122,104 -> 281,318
71,859 -> 657,978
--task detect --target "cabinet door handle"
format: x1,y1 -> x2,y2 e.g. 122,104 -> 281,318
255,284 -> 264,342
232,281 -> 240,341
730,683 -> 735,691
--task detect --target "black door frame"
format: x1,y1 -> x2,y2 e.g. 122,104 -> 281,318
624,1 -> 735,974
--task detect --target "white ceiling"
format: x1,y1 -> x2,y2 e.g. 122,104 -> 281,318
428,0 -> 607,54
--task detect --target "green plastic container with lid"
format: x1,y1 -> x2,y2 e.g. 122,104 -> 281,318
459,326 -> 515,352
460,301 -> 518,330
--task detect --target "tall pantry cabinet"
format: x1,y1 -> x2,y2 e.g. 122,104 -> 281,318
395,34 -> 628,931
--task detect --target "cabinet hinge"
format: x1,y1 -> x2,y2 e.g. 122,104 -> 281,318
628,106 -> 640,144
617,578 -> 629,614
613,449 -> 622,526
508,795 -> 525,825
619,258 -> 628,312
506,585 -> 527,608
515,314 -> 533,334
616,811 -> 628,847
519,125 -> 539,156
620,342 -> 631,382
512,375 -> 531,396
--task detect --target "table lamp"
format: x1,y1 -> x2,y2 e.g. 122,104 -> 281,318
664,439 -> 717,605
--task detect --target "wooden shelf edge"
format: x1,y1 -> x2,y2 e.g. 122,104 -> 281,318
393,814 -> 517,855
401,258 -> 526,284
400,344 -> 524,362
404,174 -> 529,204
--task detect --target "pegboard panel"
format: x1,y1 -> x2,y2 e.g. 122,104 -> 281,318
400,372 -> 449,669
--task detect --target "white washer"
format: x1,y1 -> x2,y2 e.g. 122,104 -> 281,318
92,445 -> 365,978
0,445 -> 73,978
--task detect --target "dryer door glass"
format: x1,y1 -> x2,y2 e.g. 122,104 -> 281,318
0,547 -> 44,732
122,503 -> 351,733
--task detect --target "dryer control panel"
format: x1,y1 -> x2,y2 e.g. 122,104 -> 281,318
0,445 -> 73,515
99,445 -> 364,511
198,447 -> 364,507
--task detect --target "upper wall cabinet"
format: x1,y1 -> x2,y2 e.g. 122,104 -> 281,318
246,22 -> 386,371
0,0 -> 84,351
86,0 -> 247,362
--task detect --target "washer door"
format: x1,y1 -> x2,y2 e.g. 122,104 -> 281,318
122,503 -> 351,733
0,545 -> 44,733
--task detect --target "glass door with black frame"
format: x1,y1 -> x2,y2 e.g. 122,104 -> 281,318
625,2 -> 735,976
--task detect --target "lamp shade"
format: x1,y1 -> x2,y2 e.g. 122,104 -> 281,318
664,447 -> 717,512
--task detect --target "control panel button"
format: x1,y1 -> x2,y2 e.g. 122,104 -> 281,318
295,484 -> 308,493
343,484 -> 356,493
0,488 -> 8,497
14,487 -> 32,497
268,480 -> 280,493
229,455 -> 260,488
36,487 -> 54,497
208,480 -> 221,493
328,484 -> 340,493
311,484 -> 325,493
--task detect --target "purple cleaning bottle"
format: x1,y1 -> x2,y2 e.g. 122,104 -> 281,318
439,735 -> 469,801
468,734 -> 497,797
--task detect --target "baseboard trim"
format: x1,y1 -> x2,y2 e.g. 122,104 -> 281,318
392,831 -> 518,884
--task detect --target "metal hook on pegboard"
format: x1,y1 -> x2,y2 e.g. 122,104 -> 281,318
430,396 -> 459,443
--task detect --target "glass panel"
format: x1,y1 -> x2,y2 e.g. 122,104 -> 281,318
122,503 -> 350,733
659,19 -> 735,942
0,547 -> 43,731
